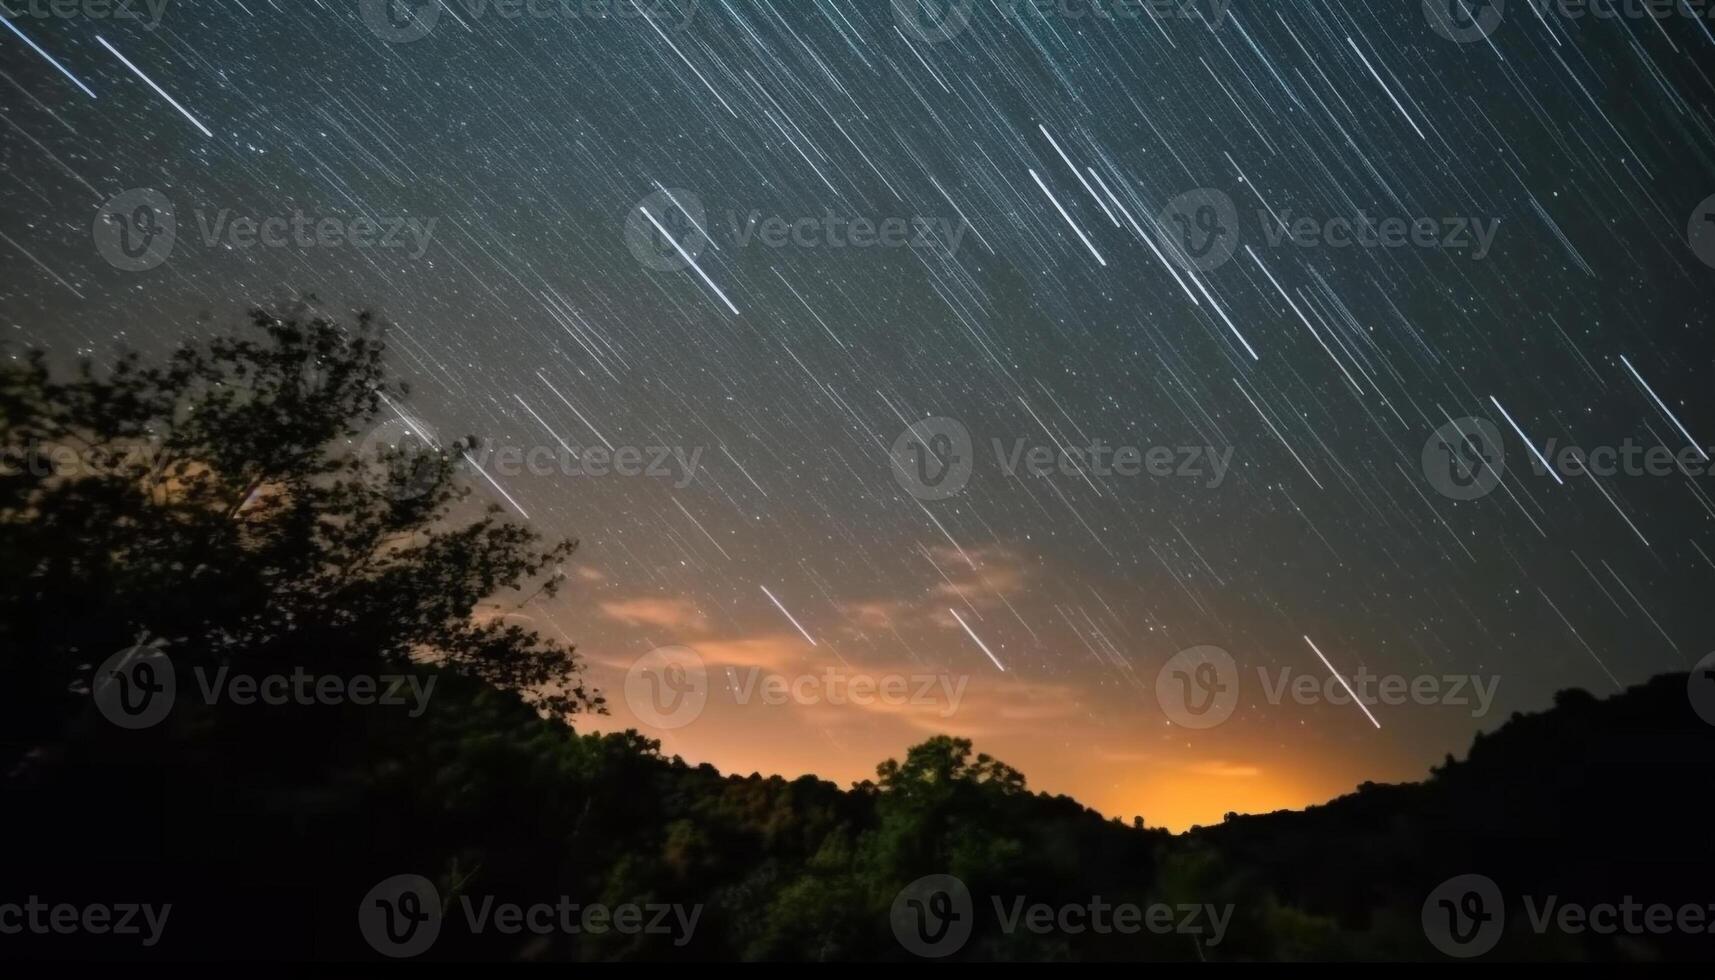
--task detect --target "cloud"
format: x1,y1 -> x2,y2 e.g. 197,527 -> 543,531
599,597 -> 708,632
925,544 -> 1028,608
838,600 -> 909,631
1184,761 -> 1262,779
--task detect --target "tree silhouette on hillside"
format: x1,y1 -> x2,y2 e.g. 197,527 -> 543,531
1,304 -> 1710,962
0,301 -> 601,767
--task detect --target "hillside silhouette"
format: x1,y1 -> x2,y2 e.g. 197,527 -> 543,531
2,308 -> 1710,961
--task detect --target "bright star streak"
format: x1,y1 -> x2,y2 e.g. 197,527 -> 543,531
761,585 -> 817,646
1303,635 -> 1380,729
950,608 -> 1007,672
2,17 -> 96,98
97,35 -> 213,137
1620,355 -> 1707,461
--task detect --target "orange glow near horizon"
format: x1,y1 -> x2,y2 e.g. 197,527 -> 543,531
573,630 -> 1452,833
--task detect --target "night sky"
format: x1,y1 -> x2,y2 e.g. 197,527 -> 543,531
4,0 -> 1714,829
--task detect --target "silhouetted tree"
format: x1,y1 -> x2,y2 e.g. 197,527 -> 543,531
0,301 -> 600,764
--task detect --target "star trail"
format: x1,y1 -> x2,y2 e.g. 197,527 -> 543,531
2,0 -> 1713,829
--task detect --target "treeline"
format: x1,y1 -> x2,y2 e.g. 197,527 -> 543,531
2,307 -> 1709,961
